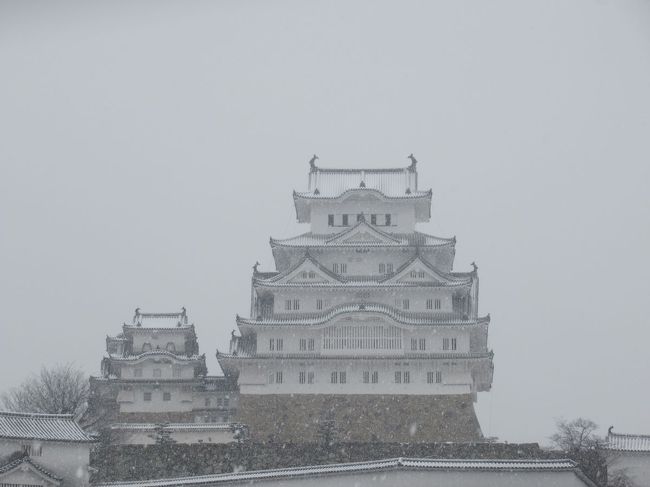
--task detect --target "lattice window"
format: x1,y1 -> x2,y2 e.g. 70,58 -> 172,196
323,325 -> 402,351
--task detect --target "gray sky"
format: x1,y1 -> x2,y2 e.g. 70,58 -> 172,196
1,0 -> 649,444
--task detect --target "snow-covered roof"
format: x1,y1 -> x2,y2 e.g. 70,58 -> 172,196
132,308 -> 189,328
94,457 -> 593,487
107,351 -> 203,363
110,423 -> 239,432
271,229 -> 455,248
237,304 -> 489,328
305,164 -> 422,198
217,351 -> 494,361
0,455 -> 62,484
0,411 -> 95,442
607,429 -> 650,452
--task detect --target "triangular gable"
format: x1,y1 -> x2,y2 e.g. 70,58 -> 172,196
0,457 -> 61,486
264,254 -> 342,285
326,221 -> 402,246
384,256 -> 461,285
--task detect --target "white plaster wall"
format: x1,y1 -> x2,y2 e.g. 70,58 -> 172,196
608,452 -> 650,487
115,429 -> 235,445
118,383 -> 194,413
237,358 -> 473,395
271,287 -> 457,315
0,439 -> 91,487
130,330 -> 189,354
121,360 -> 196,380
310,198 -> 417,234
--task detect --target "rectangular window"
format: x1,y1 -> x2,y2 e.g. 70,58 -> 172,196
427,371 -> 434,384
134,367 -> 143,378
153,368 -> 161,378
277,338 -> 284,351
394,371 -> 402,384
402,299 -> 410,310
426,298 -> 433,310
333,263 -> 339,273
435,299 -> 441,310
363,371 -> 369,383
299,371 -> 306,384
451,338 -> 457,351
328,214 -> 334,226
385,214 -> 391,226
379,263 -> 386,274
342,214 -> 349,226
299,339 -> 307,351
163,392 -> 171,401
372,371 -> 379,383
357,213 -> 363,222
308,371 -> 314,384
331,371 -> 338,384
143,392 -> 152,401
269,338 -> 275,351
371,214 -> 377,225
224,397 -> 230,408
411,338 -> 417,351
340,371 -> 346,384
387,263 -> 393,273
285,300 -> 291,311
268,372 -> 274,384
341,263 -> 347,273
276,371 -> 283,384
293,299 -> 300,310
418,270 -> 425,278
419,338 -> 426,350
403,371 -> 410,383
443,338 -> 450,351
172,366 -> 182,378
436,371 -> 443,383
410,270 -> 417,278
308,338 -> 315,351
316,299 -> 323,310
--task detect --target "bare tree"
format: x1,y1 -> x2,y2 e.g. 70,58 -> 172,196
1,363 -> 89,418
550,417 -> 604,452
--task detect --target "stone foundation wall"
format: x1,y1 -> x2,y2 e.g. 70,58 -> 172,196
90,442 -> 548,483
236,394 -> 482,442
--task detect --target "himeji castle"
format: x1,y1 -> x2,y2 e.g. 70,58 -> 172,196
218,157 -> 494,442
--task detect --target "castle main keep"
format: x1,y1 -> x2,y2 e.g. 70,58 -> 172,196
218,157 -> 494,442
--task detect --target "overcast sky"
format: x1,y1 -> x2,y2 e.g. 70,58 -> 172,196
1,0 -> 649,444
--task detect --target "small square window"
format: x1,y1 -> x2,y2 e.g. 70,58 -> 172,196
143,392 -> 152,401
316,299 -> 323,310
340,371 -> 346,384
403,371 -> 410,383
299,371 -> 306,384
163,392 -> 171,401
419,338 -> 426,351
276,371 -> 283,384
394,371 -> 402,384
363,371 -> 369,383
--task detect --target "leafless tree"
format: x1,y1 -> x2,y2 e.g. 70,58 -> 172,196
550,417 -> 604,452
1,363 -> 89,418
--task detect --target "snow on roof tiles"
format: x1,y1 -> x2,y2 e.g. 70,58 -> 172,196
607,430 -> 650,452
94,457 -> 586,487
271,230 -> 454,248
304,165 -> 422,198
0,455 -> 63,483
0,411 -> 94,442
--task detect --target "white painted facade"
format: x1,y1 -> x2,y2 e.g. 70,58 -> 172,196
606,429 -> 650,487
109,423 -> 239,445
219,162 -> 493,400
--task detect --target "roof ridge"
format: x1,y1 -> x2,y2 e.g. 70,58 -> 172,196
0,410 -> 74,419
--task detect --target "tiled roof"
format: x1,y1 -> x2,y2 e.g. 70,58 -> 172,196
107,351 -> 203,362
218,351 -> 494,361
0,411 -> 95,442
94,457 -> 589,487
304,165 -> 423,198
237,305 -> 489,328
132,308 -> 189,328
110,423 -> 238,432
0,455 -> 62,483
271,230 -> 455,248
607,429 -> 650,452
